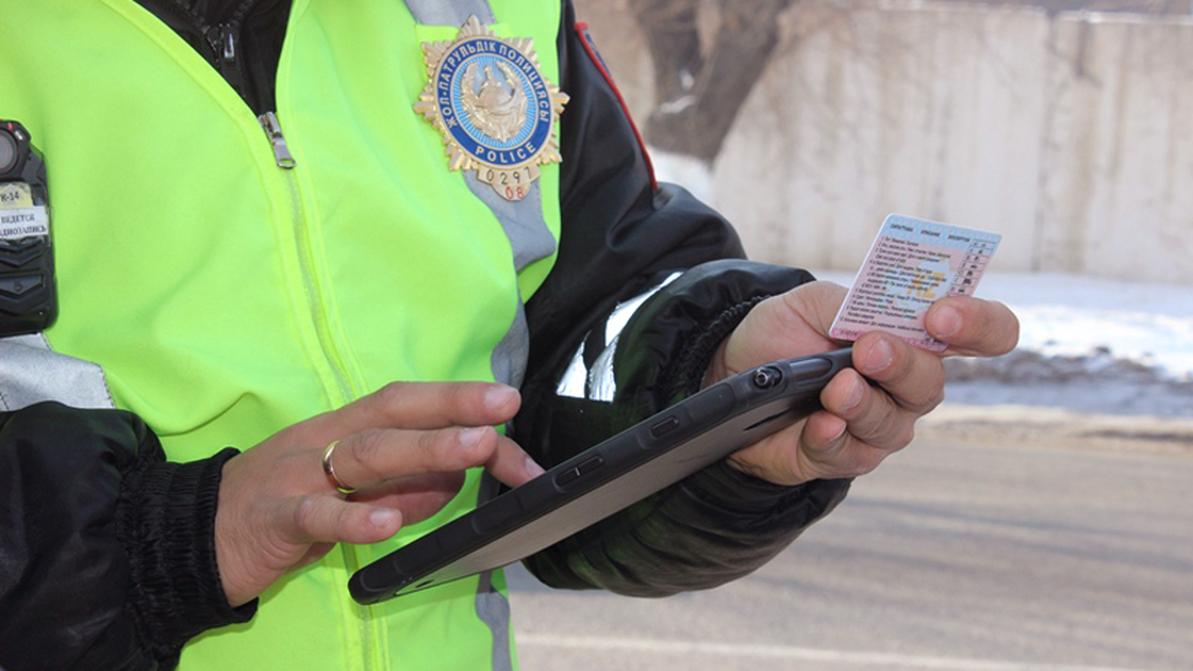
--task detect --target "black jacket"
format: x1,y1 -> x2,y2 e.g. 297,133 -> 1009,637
0,2 -> 850,668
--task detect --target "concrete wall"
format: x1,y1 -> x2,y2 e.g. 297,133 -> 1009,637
575,2 -> 1193,284
1039,16 -> 1193,282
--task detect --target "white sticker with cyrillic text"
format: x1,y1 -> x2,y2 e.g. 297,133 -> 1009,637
0,207 -> 49,240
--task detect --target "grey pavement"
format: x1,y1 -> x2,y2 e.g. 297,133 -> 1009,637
506,414 -> 1193,671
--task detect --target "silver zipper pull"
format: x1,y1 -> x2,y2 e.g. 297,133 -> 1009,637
258,111 -> 297,169
222,27 -> 236,62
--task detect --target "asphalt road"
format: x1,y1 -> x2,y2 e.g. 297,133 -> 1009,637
506,410 -> 1193,671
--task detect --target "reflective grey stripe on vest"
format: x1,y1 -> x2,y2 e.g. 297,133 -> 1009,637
463,173 -> 557,275
405,3 -> 560,670
404,0 -> 494,25
474,472 -> 514,670
0,333 -> 115,410
482,178 -> 554,392
491,299 -> 530,390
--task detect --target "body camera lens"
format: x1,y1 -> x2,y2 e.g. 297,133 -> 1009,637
0,130 -> 18,176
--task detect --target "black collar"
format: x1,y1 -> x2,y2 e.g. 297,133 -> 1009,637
135,0 -> 293,114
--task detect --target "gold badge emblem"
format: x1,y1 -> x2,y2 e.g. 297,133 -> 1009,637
415,16 -> 569,202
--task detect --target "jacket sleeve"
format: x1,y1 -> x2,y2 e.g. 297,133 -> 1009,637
512,0 -> 850,597
0,403 -> 254,671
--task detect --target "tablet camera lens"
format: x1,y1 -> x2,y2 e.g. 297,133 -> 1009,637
752,367 -> 782,389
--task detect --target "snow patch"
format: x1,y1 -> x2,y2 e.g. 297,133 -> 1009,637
813,270 -> 1193,417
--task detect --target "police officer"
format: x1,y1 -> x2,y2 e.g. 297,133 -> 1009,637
0,1 -> 1017,669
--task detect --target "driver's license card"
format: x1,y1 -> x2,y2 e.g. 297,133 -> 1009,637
828,214 -> 1001,352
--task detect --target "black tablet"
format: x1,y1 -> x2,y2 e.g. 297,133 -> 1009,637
349,347 -> 854,605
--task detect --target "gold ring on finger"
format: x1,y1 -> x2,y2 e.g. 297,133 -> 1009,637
321,440 -> 358,495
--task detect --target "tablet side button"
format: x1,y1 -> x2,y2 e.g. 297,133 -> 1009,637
787,357 -> 835,381
649,415 -> 680,438
554,467 -> 582,487
577,456 -> 605,474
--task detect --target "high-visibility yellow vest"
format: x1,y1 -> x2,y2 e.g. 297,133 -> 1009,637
0,1 -> 563,668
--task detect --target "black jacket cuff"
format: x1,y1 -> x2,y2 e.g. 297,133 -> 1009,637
614,259 -> 817,413
119,447 -> 255,661
662,295 -> 769,400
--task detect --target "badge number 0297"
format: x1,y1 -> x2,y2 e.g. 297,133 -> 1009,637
415,16 -> 569,202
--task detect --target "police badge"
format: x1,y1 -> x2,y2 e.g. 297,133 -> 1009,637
415,16 -> 569,202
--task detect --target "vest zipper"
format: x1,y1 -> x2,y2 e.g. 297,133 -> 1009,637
256,111 -> 356,406
256,111 -> 376,667
205,6 -> 370,661
170,4 -> 355,408
259,112 -> 297,168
